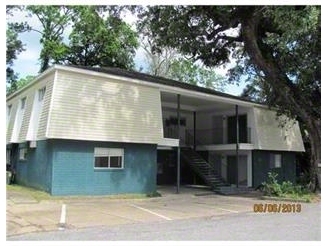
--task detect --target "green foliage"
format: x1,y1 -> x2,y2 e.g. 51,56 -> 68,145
7,75 -> 36,95
261,172 -> 282,197
6,6 -> 30,88
66,6 -> 138,69
168,58 -> 225,91
262,171 -> 311,198
138,6 -> 320,191
146,191 -> 162,197
6,5 -> 139,94
26,6 -> 73,72
140,34 -> 225,91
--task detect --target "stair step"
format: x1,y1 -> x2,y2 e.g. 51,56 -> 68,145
181,147 -> 228,193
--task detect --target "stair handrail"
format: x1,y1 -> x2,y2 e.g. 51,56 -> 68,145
184,130 -> 228,183
184,130 -> 219,172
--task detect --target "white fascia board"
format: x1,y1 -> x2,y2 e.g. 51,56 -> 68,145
161,102 -> 198,111
53,65 -> 264,109
6,67 -> 56,101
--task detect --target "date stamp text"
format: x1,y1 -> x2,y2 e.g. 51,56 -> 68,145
253,203 -> 302,213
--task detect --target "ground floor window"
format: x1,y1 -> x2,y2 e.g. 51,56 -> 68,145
94,148 -> 124,169
270,153 -> 282,168
19,147 -> 27,161
6,149 -> 11,164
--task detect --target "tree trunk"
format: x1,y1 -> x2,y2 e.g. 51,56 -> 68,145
241,10 -> 321,192
306,119 -> 321,191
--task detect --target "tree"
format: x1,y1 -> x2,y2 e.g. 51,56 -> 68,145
140,37 -> 178,76
6,25 -> 24,91
140,36 -> 225,91
168,58 -> 225,91
138,6 -> 321,190
240,77 -> 271,104
26,5 -> 73,72
7,5 -> 139,86
65,6 -> 138,69
6,6 -> 29,91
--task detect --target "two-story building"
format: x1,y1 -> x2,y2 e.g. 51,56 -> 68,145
6,65 -> 305,195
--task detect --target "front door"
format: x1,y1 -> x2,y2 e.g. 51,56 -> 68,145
227,155 -> 248,185
227,156 -> 237,184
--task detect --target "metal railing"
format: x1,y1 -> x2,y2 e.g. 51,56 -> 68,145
185,127 -> 252,146
163,126 -> 179,139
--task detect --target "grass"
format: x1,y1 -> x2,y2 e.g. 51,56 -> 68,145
261,190 -> 320,203
7,184 -> 54,202
7,184 -> 162,202
279,192 -> 319,203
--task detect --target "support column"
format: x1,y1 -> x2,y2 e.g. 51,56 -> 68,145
176,94 -> 181,194
193,111 -> 197,185
193,111 -> 196,150
235,105 -> 239,188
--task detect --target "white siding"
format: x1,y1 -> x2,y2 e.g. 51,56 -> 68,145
253,107 -> 305,152
6,74 -> 55,143
6,100 -> 19,144
26,87 -> 46,140
37,77 -> 54,139
46,70 -> 164,144
18,93 -> 33,142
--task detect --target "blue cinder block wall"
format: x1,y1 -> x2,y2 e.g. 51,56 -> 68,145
14,140 -> 53,193
50,139 -> 157,196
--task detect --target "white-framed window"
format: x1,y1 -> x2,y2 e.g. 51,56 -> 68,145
94,148 -> 124,169
21,97 -> 26,109
19,147 -> 28,161
7,104 -> 12,117
6,104 -> 12,128
6,149 -> 11,165
270,154 -> 282,168
38,87 -> 46,101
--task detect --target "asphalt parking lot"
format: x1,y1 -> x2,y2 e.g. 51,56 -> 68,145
6,185 -> 316,238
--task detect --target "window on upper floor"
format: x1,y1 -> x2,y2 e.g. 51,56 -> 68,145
7,105 -> 12,117
94,148 -> 124,169
21,97 -> 26,110
7,105 -> 12,125
38,87 -> 46,101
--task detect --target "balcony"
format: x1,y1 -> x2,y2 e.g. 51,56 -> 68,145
164,126 -> 252,144
185,127 -> 252,146
163,126 -> 253,150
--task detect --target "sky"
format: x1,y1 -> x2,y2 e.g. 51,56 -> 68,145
6,5 -> 247,96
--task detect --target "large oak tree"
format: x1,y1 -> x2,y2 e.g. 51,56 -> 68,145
138,6 -> 321,190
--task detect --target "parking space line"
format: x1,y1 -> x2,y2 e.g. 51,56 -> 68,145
130,204 -> 172,221
195,203 -> 239,213
215,207 -> 239,213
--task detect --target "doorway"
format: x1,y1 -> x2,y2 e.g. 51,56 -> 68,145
227,155 -> 248,186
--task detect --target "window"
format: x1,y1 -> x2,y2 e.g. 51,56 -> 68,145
7,105 -> 12,118
21,97 -> 26,109
94,148 -> 124,169
6,105 -> 12,128
19,148 -> 28,161
270,154 -> 282,168
38,87 -> 46,101
6,149 -> 11,165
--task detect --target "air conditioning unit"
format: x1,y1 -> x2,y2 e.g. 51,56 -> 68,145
29,141 -> 37,148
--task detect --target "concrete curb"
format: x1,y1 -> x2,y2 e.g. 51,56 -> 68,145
260,196 -> 309,203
